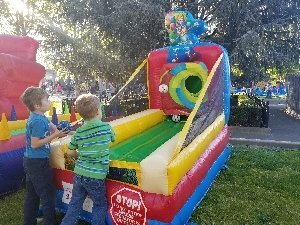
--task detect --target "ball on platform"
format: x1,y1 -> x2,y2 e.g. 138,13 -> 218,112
172,115 -> 181,122
159,84 -> 168,93
57,120 -> 72,133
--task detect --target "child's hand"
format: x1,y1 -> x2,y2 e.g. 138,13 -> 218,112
68,131 -> 75,135
53,127 -> 68,138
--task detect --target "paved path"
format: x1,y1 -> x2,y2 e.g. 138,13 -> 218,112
230,100 -> 300,149
268,105 -> 300,142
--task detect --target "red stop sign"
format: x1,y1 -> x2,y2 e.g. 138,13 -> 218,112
109,187 -> 148,225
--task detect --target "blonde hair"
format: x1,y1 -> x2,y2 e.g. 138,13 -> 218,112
75,94 -> 101,120
20,87 -> 48,112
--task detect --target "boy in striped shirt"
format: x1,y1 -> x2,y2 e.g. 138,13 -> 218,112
61,94 -> 115,225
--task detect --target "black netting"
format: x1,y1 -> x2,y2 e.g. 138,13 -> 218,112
181,59 -> 224,149
286,73 -> 300,115
104,62 -> 149,118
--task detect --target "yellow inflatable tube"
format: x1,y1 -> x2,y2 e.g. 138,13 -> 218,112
109,109 -> 165,147
167,113 -> 225,195
140,113 -> 225,195
106,109 -> 165,186
50,109 -> 165,170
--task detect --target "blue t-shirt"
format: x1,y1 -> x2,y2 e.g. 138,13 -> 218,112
25,112 -> 51,158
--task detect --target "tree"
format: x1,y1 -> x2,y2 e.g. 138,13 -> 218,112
1,0 -> 299,86
0,0 -> 36,35
199,0 -> 299,84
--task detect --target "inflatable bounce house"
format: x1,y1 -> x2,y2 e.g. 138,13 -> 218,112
0,35 -> 46,196
51,11 -> 231,225
0,35 -> 80,196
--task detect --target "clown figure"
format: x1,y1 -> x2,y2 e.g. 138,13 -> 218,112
165,11 -> 208,46
175,14 -> 189,43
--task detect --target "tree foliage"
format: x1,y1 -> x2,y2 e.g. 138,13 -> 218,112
0,0 -> 299,86
176,0 -> 300,84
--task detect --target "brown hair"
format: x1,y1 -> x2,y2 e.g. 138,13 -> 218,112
75,94 -> 101,120
20,87 -> 48,112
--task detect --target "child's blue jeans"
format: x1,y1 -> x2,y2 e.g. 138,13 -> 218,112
23,157 -> 56,225
60,174 -> 107,225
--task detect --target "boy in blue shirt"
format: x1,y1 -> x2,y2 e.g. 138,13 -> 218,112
21,87 -> 68,225
61,93 -> 115,225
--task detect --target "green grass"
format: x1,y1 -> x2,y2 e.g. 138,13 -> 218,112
1,146 -> 300,225
0,188 -> 25,225
0,188 -> 89,225
190,146 -> 300,225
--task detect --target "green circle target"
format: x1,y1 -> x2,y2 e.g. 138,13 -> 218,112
168,62 -> 208,109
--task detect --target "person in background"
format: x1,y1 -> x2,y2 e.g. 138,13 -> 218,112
107,82 -> 116,97
56,82 -> 62,94
20,87 -> 68,225
60,93 -> 115,225
266,82 -> 273,99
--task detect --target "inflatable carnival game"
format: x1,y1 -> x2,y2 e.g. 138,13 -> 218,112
51,11 -> 231,225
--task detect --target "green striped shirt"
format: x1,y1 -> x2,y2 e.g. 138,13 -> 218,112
69,119 -> 115,179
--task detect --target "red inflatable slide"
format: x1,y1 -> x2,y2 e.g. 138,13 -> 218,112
0,35 -> 45,120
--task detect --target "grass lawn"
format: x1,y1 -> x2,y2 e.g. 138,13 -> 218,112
190,146 -> 300,225
1,146 -> 299,225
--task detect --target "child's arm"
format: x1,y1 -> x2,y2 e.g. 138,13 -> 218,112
66,132 -> 78,157
31,128 -> 67,148
49,122 -> 57,134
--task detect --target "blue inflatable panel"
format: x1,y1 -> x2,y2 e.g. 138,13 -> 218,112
0,147 -> 25,196
221,47 -> 231,124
